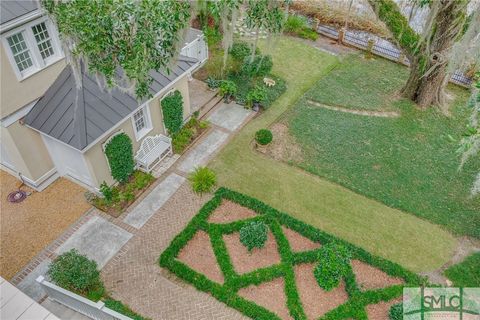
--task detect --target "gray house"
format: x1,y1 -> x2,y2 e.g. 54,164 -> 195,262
0,0 -> 208,191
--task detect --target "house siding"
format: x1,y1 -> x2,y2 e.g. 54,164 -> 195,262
1,121 -> 54,181
83,76 -> 191,188
0,46 -> 66,118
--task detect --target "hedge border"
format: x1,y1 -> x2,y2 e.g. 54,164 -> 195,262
159,187 -> 426,320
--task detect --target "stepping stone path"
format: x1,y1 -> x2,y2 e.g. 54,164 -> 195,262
207,103 -> 252,132
124,173 -> 186,228
55,216 -> 132,268
177,130 -> 229,173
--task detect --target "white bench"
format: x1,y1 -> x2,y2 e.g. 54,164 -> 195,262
135,134 -> 172,172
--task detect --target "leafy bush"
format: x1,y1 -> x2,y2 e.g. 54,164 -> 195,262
104,133 -> 135,183
239,221 -> 268,252
255,129 -> 273,145
161,90 -> 184,135
444,252 -> 480,287
48,249 -> 104,299
206,76 -> 221,89
100,182 -> 114,203
241,55 -> 273,78
203,26 -> 222,46
262,76 -> 287,109
189,167 -> 217,194
284,15 -> 318,41
246,85 -> 267,107
133,171 -> 155,190
313,242 -> 352,291
230,41 -> 252,61
173,127 -> 194,153
389,303 -> 403,320
219,80 -> 237,98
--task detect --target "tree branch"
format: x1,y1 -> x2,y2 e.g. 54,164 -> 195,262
367,0 -> 420,58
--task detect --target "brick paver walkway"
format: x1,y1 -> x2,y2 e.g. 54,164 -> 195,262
101,183 -> 248,320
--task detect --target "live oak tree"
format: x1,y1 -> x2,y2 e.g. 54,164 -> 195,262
43,0 -> 286,99
367,0 -> 478,109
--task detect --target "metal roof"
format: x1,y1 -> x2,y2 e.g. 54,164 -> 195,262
24,56 -> 198,151
0,0 -> 38,25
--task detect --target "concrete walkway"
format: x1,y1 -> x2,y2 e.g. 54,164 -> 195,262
207,102 -> 252,131
123,173 -> 186,228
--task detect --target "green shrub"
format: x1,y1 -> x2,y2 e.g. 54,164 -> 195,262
203,26 -> 222,46
298,28 -> 318,41
189,167 -> 217,194
161,90 -> 184,135
246,86 -> 268,107
48,249 -> 104,299
313,242 -> 352,291
239,221 -> 268,252
230,41 -> 252,61
206,76 -> 221,89
241,55 -> 273,78
172,127 -> 194,154
104,133 -> 135,183
219,80 -> 237,98
99,182 -> 113,203
104,299 -> 151,320
133,171 -> 154,190
255,129 -> 273,145
389,303 -> 403,320
284,15 -> 309,33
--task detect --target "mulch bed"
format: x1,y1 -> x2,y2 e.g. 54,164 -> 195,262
238,277 -> 293,320
282,226 -> 321,252
351,259 -> 404,290
177,230 -> 224,284
294,263 -> 349,319
223,231 -> 281,274
208,199 -> 257,224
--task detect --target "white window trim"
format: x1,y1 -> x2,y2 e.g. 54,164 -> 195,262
131,104 -> 153,141
1,17 -> 64,81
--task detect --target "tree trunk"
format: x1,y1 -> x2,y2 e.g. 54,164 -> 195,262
368,0 -> 467,109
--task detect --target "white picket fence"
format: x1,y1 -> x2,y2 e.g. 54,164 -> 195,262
36,276 -> 132,320
317,24 -> 473,88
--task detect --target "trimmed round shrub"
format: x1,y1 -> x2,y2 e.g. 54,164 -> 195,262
255,129 -> 273,145
389,303 -> 403,320
104,133 -> 135,183
161,90 -> 184,135
241,55 -> 273,78
313,242 -> 351,291
240,221 -> 268,252
189,167 -> 216,194
47,249 -> 103,296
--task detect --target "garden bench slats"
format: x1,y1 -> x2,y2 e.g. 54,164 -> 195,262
135,134 -> 172,172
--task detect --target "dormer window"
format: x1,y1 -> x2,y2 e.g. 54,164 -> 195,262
2,19 -> 63,80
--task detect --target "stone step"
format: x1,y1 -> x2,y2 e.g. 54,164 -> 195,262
199,94 -> 223,119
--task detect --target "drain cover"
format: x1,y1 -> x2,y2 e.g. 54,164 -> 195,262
7,190 -> 27,203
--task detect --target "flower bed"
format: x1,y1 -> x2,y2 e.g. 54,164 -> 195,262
88,170 -> 155,218
172,116 -> 210,154
160,188 -> 426,320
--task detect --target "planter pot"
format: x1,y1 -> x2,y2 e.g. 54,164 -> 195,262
252,101 -> 261,112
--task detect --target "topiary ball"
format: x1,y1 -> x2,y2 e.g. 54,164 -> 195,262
240,221 -> 268,252
255,129 -> 273,145
313,242 -> 351,291
389,303 -> 403,320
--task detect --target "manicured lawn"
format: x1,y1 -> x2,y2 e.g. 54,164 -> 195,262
160,188 -> 424,320
209,36 -> 457,272
285,54 -> 479,238
444,252 -> 480,287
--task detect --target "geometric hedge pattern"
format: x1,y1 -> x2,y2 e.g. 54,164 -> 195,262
160,188 -> 426,319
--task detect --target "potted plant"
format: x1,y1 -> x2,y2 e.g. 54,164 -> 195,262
219,80 -> 237,103
246,85 -> 267,111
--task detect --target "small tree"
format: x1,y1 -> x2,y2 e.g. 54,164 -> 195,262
161,90 -> 184,135
104,133 -> 135,183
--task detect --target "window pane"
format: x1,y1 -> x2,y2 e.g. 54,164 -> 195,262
32,22 -> 55,61
7,32 -> 33,72
134,109 -> 145,132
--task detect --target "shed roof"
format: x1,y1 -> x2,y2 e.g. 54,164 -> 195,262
24,56 -> 198,151
0,0 -> 38,25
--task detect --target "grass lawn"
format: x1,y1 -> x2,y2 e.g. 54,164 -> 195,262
444,252 -> 480,287
160,188 -> 424,319
284,54 -> 480,238
209,36 -> 457,273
